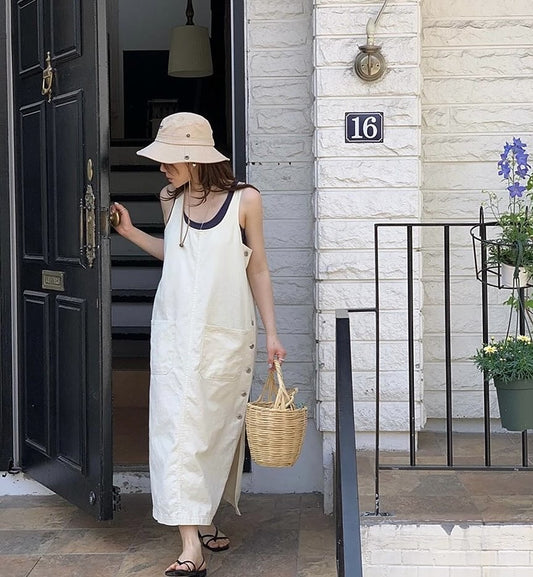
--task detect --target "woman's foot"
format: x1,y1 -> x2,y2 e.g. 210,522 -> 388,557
197,524 -> 230,552
166,526 -> 205,576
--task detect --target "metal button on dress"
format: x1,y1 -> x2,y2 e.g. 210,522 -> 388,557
244,250 -> 249,257
249,344 -> 255,349
237,415 -> 242,420
241,392 -> 247,397
184,155 -> 189,160
246,367 -> 252,373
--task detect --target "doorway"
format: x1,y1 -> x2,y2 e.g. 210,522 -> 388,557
108,0 -> 245,470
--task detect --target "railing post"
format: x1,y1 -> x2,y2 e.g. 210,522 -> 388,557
335,309 -> 363,577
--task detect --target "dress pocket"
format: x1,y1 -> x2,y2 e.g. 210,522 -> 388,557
150,320 -> 176,375
199,325 -> 254,381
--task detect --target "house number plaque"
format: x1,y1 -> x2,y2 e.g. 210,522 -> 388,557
345,112 -> 384,143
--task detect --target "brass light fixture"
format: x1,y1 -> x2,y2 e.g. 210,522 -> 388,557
168,0 -> 213,77
354,0 -> 388,82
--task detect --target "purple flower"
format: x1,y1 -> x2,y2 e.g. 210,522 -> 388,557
498,160 -> 511,179
513,137 -> 526,151
517,163 -> 530,179
508,182 -> 527,197
502,142 -> 513,157
497,139 -> 530,182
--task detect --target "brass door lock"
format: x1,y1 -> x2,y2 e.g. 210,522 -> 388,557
109,207 -> 120,228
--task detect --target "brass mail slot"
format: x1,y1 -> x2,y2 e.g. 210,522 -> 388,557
42,270 -> 65,292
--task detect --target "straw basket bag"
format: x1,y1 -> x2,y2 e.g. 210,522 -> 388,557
245,360 -> 307,467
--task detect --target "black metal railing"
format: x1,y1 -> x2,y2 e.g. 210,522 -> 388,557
334,220 -> 533,558
335,310 -> 364,577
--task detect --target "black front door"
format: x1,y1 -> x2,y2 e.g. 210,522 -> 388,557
12,0 -> 113,520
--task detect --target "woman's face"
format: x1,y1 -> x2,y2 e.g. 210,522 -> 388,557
160,163 -> 190,188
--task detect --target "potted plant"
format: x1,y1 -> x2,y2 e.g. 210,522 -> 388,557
473,334 -> 533,431
471,138 -> 533,430
483,138 -> 533,287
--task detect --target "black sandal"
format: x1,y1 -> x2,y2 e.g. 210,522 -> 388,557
164,559 -> 207,577
198,526 -> 230,552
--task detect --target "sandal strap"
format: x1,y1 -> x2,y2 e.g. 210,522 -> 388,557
198,526 -> 218,541
199,526 -> 228,546
176,560 -> 196,572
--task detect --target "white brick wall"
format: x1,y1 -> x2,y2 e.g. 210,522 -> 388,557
246,0 -> 533,504
362,523 -> 533,576
315,0 -> 423,508
246,0 -> 317,442
421,0 -> 533,424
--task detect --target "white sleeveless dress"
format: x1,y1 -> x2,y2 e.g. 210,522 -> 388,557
149,189 -> 256,526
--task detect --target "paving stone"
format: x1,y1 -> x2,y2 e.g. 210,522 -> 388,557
28,554 -> 124,577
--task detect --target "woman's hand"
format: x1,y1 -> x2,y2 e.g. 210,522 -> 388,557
110,201 -> 164,260
110,202 -> 134,238
267,334 -> 286,369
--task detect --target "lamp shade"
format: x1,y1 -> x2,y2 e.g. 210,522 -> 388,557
168,25 -> 213,77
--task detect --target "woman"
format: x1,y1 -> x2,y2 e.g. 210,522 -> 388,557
111,112 -> 285,577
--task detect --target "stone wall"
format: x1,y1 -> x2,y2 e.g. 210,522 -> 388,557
421,0 -> 533,426
246,0 -> 533,506
246,0 -> 315,408
245,0 -> 321,490
362,523 -> 533,576
314,0 -> 422,509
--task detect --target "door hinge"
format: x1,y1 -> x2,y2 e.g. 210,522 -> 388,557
113,485 -> 122,512
1,459 -> 22,477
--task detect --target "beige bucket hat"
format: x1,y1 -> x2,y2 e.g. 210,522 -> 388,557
137,112 -> 229,164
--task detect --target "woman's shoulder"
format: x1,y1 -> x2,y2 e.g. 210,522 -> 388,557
238,185 -> 262,209
237,183 -> 261,201
159,184 -> 181,201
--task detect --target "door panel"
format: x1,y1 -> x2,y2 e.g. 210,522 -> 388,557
51,0 -> 80,61
20,102 -> 47,260
51,90 -> 83,261
56,296 -> 87,473
17,0 -> 43,75
13,0 -> 112,519
22,291 -> 50,454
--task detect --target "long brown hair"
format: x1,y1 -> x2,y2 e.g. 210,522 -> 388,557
161,161 -> 252,202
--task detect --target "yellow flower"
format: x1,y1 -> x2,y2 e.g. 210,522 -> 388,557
517,335 -> 531,343
483,345 -> 497,354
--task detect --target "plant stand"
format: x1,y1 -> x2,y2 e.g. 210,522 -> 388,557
471,207 -> 533,289
472,207 -> 533,431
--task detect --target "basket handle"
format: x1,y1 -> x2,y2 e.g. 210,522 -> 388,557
272,360 -> 292,409
256,360 -> 297,410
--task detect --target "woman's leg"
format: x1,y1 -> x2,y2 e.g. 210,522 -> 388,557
165,525 -> 204,573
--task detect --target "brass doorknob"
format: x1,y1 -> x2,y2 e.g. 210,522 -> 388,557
109,208 -> 120,228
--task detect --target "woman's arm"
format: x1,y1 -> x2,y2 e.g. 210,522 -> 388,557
240,187 -> 286,366
111,200 -> 164,261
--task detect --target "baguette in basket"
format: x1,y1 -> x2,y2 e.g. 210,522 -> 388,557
245,360 -> 307,467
